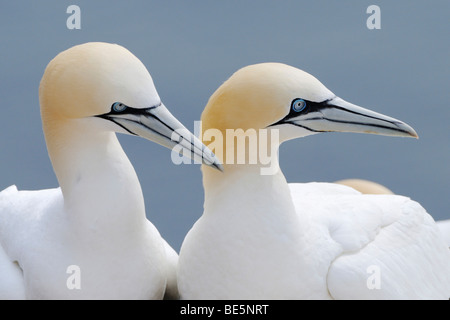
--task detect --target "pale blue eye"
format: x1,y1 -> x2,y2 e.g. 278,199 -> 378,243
292,99 -> 306,112
112,102 -> 127,112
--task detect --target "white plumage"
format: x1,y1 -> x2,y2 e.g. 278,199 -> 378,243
437,220 -> 450,247
290,183 -> 449,299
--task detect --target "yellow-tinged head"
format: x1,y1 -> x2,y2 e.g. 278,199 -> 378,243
201,63 -> 333,134
201,63 -> 417,167
38,42 -> 222,171
39,42 -> 160,120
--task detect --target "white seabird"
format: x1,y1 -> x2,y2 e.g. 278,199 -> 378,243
177,63 -> 450,299
0,42 -> 221,299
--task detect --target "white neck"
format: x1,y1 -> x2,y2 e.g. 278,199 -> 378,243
202,159 -> 297,222
44,117 -> 146,233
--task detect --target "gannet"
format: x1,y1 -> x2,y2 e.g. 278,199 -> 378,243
0,42 -> 221,299
177,63 -> 450,299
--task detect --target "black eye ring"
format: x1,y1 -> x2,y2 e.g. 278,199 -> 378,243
112,102 -> 127,113
291,98 -> 307,113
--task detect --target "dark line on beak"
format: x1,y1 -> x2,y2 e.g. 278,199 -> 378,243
139,109 -> 207,156
140,112 -> 215,164
321,104 -> 403,126
110,119 -> 138,135
282,121 -> 325,133
96,115 -> 138,135
321,117 -> 412,135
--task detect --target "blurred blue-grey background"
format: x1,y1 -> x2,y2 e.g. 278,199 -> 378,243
1,1 -> 449,251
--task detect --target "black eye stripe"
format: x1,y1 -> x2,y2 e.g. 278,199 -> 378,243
267,97 -> 336,128
284,98 -> 333,121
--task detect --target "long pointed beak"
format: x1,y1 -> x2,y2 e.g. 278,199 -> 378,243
97,103 -> 223,171
279,97 -> 418,138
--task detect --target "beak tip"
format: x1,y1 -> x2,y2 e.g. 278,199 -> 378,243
402,123 -> 419,139
209,161 -> 224,172
216,163 -> 225,172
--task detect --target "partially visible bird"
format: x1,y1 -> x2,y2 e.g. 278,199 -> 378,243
335,179 -> 394,194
